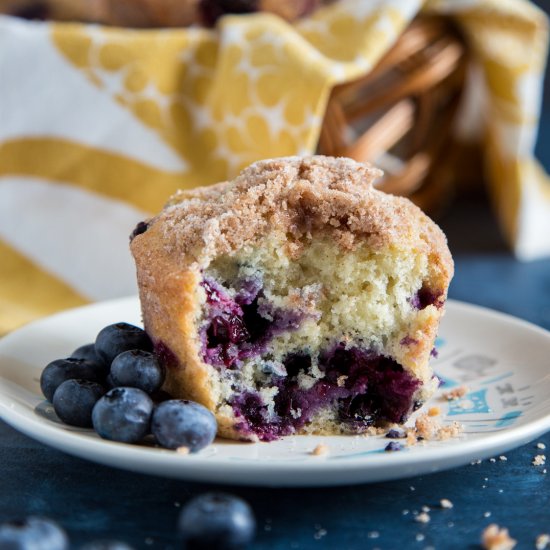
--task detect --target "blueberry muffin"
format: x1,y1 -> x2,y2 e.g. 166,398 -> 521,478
130,156 -> 453,441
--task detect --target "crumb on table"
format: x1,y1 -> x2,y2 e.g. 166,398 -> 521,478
536,534 -> 550,550
440,498 -> 453,509
176,446 -> 190,455
428,406 -> 441,417
533,454 -> 546,466
481,524 -> 516,550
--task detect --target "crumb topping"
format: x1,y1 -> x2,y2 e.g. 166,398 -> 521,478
131,156 -> 453,275
481,524 -> 516,550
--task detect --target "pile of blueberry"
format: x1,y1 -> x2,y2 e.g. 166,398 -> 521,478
0,492 -> 256,549
40,322 -> 217,452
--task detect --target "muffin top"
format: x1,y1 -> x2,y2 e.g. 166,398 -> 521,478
130,156 -> 453,279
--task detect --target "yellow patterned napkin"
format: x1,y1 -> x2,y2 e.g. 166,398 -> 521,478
0,0 -> 548,334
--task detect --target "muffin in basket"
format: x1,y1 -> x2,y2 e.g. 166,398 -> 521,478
130,156 -> 453,441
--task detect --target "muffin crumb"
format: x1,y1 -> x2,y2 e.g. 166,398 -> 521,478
533,454 -> 546,466
428,406 -> 441,417
311,443 -> 330,457
536,534 -> 550,550
481,524 -> 516,550
440,498 -> 453,509
415,512 -> 430,524
176,446 -> 190,455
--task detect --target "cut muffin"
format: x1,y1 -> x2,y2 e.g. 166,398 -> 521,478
130,156 -> 453,441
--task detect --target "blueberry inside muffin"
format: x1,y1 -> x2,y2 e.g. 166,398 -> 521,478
130,156 -> 453,441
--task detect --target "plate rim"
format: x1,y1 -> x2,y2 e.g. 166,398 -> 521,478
1,297 -> 550,486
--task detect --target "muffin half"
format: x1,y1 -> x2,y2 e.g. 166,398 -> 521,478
130,156 -> 453,441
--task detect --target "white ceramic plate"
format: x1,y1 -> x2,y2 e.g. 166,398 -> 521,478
1,297 -> 550,487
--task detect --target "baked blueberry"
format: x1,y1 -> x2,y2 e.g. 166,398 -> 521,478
92,387 -> 153,443
40,358 -> 104,402
95,323 -> 152,366
151,400 -> 217,451
0,517 -> 69,550
178,493 -> 255,549
52,379 -> 106,428
110,350 -> 165,394
81,542 -> 135,550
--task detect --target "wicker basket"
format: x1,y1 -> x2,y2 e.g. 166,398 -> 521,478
317,15 -> 470,215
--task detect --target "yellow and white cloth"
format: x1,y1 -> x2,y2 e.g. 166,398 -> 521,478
0,0 -> 548,334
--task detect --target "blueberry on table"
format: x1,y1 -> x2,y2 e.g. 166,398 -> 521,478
110,350 -> 165,394
0,517 -> 69,550
40,358 -> 104,402
151,400 -> 217,452
80,541 -> 135,550
178,493 -> 256,550
95,323 -> 152,365
92,387 -> 153,444
52,379 -> 106,428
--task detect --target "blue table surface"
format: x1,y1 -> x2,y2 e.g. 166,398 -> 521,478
2,7 -> 550,548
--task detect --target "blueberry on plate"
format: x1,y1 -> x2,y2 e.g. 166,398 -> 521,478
52,379 -> 106,428
95,323 -> 152,365
80,541 -> 135,550
92,387 -> 153,443
110,350 -> 165,394
40,358 -> 104,402
70,344 -> 109,376
0,517 -> 69,550
177,493 -> 256,550
151,400 -> 217,452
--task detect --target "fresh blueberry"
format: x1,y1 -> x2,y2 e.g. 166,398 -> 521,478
92,387 -> 153,443
151,400 -> 217,451
71,343 -> 109,372
95,323 -> 152,366
80,542 -> 135,550
0,517 -> 69,550
52,379 -> 106,428
40,358 -> 104,402
178,493 -> 256,550
110,350 -> 165,394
